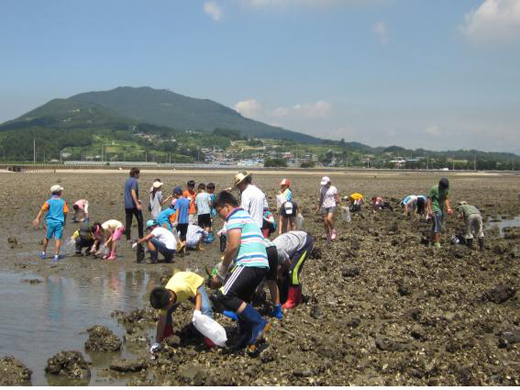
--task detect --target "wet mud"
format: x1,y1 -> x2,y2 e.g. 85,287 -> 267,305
0,356 -> 32,385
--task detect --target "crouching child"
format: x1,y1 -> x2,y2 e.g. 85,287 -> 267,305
72,224 -> 95,255
133,220 -> 177,264
457,201 -> 485,250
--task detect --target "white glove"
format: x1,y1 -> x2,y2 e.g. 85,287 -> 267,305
192,310 -> 202,322
132,243 -> 138,249
216,262 -> 228,282
150,342 -> 160,353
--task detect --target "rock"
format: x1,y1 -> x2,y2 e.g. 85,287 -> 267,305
497,329 -> 520,348
45,351 -> 91,381
511,245 -> 520,259
179,364 -> 206,385
484,284 -> 516,304
410,325 -> 427,341
396,279 -> 411,296
342,266 -> 360,278
109,358 -> 147,372
7,236 -> 20,249
0,356 -> 32,385
375,336 -> 406,352
84,325 -> 122,352
310,305 -> 323,319
20,278 -> 42,284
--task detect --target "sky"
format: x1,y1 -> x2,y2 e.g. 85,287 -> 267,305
1,0 -> 520,153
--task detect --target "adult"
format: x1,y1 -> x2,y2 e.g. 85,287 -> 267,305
318,176 -> 341,242
277,178 -> 297,235
234,171 -> 268,229
427,178 -> 453,248
124,167 -> 144,242
134,220 -> 177,264
211,191 -> 270,352
457,201 -> 485,250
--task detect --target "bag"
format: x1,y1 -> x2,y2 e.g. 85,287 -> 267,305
192,310 -> 227,347
341,206 -> 351,223
295,213 -> 304,230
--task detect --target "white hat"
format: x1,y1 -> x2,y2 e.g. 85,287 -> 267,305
320,176 -> 330,186
152,181 -> 163,189
50,184 -> 64,193
234,171 -> 251,187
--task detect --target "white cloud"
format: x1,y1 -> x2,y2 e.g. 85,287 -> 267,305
204,1 -> 223,21
234,99 -> 262,118
424,125 -> 442,137
373,21 -> 388,44
272,101 -> 331,118
462,0 -> 520,43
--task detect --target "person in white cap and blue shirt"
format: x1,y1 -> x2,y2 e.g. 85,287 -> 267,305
318,176 -> 341,243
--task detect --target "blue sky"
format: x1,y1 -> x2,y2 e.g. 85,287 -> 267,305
1,0 -> 520,153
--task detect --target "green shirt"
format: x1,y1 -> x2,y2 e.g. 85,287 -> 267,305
457,204 -> 480,218
428,185 -> 449,213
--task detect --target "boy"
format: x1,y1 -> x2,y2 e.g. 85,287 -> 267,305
156,206 -> 176,232
33,184 -> 69,261
207,182 -> 217,243
71,224 -> 95,255
173,186 -> 190,252
134,220 -> 176,264
186,224 -> 208,251
457,201 -> 485,250
183,180 -> 197,225
427,178 -> 453,248
195,183 -> 212,237
149,271 -> 214,351
72,199 -> 89,223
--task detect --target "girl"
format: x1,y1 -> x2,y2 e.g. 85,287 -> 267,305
318,176 -> 341,243
92,220 -> 125,260
149,179 -> 172,220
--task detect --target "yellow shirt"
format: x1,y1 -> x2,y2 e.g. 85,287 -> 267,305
349,193 -> 364,201
159,272 -> 205,315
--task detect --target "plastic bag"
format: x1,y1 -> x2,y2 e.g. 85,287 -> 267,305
341,206 -> 351,223
192,310 -> 227,347
295,213 -> 304,230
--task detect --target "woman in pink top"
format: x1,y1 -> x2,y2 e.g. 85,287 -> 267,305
73,199 -> 89,223
318,176 -> 341,243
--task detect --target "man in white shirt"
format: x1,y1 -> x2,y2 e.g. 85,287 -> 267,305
134,220 -> 177,264
233,172 -> 268,229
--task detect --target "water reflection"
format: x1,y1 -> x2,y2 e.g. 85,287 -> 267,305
485,215 -> 520,238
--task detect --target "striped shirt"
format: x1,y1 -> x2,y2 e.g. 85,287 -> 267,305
226,208 -> 269,269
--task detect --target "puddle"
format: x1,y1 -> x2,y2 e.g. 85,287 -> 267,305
0,270 -> 160,385
485,215 -> 520,238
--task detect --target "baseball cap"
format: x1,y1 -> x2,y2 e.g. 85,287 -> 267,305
50,184 -> 64,193
173,186 -> 183,195
439,178 -> 449,189
320,176 -> 330,186
146,220 -> 157,230
280,178 -> 291,187
283,201 -> 294,215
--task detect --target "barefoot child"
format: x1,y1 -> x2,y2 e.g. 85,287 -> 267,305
33,185 -> 69,262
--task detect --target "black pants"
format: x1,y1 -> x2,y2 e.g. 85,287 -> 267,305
75,237 -> 94,253
125,208 -> 144,240
266,246 -> 278,281
177,223 -> 188,241
217,266 -> 268,312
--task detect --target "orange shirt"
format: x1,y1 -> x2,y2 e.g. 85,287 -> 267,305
183,190 -> 196,214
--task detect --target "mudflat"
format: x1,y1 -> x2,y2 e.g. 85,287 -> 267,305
1,170 -> 520,385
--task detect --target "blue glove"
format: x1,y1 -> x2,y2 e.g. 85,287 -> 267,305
222,310 -> 238,321
272,304 -> 283,320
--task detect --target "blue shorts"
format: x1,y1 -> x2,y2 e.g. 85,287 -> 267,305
46,221 -> 64,240
431,211 -> 443,233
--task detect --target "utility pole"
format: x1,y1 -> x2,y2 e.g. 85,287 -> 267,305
33,139 -> 36,164
452,155 -> 455,171
474,155 -> 476,171
426,154 -> 429,170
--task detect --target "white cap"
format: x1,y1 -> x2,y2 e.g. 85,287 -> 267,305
50,184 -> 64,193
320,176 -> 330,186
152,181 -> 163,189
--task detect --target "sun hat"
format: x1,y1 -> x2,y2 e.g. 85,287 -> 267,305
234,171 -> 251,187
152,181 -> 163,189
50,184 -> 64,193
280,178 -> 291,187
320,176 -> 331,186
146,220 -> 157,230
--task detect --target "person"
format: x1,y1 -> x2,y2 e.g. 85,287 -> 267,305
183,180 -> 197,225
318,176 -> 341,243
277,179 -> 297,234
207,182 -> 217,242
234,171 -> 268,229
348,193 -> 364,212
72,199 -> 89,223
93,219 -> 125,260
124,167 -> 144,242
457,201 -> 485,250
195,183 -> 212,237
173,186 -> 190,252
262,207 -> 277,238
156,205 -> 177,232
263,239 -> 283,319
186,224 -> 208,250
427,178 -> 453,248
272,231 -> 314,309
33,184 -> 69,262
149,271 -> 215,351
133,220 -> 176,264
371,196 -> 393,213
416,195 -> 427,219
71,223 -> 95,255
210,191 -> 271,352
401,195 -> 418,218
149,180 -> 172,220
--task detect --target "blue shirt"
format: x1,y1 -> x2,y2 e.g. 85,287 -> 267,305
124,177 -> 139,209
174,198 -> 190,224
42,196 -> 68,224
226,208 -> 268,269
156,208 -> 176,230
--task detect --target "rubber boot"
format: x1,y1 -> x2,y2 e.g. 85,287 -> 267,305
238,304 -> 270,347
282,286 -> 300,309
478,238 -> 485,251
466,238 -> 474,250
147,250 -> 158,264
232,319 -> 251,351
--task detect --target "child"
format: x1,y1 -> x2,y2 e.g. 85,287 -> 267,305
347,193 -> 364,212
186,224 -> 208,250
173,186 -> 190,252
71,224 -> 95,255
262,207 -> 277,238
133,220 -> 177,264
93,219 -> 125,260
72,199 -> 89,223
318,176 -> 341,243
277,179 -> 296,235
183,180 -> 197,225
195,183 -> 212,237
457,201 -> 485,250
33,184 -> 69,261
149,271 -> 215,351
207,182 -> 216,243
156,205 -> 177,232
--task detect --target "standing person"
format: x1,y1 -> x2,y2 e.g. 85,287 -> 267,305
149,180 -> 172,220
273,231 -> 314,309
277,179 -> 297,234
124,167 -> 144,242
318,176 -> 341,243
33,184 -> 69,261
207,183 -> 217,243
427,178 -> 453,248
72,199 -> 89,223
133,220 -> 176,264
173,187 -> 190,252
234,171 -> 268,229
211,191 -> 271,352
457,201 -> 485,250
183,180 -> 197,225
195,183 -> 212,237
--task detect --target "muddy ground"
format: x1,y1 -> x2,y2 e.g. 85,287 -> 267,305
1,169 -> 520,385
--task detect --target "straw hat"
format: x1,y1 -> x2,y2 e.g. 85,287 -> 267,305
234,171 -> 251,187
